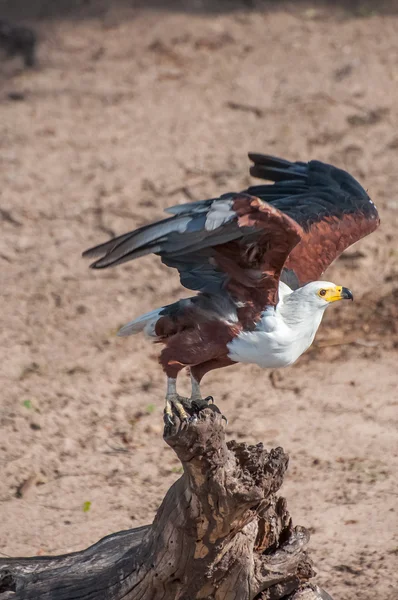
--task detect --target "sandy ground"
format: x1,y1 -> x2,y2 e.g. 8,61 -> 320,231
0,1 -> 397,598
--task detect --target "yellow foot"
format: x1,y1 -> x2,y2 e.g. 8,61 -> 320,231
164,395 -> 223,427
164,395 -> 189,425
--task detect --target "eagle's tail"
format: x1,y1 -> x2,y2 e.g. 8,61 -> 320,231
117,307 -> 162,337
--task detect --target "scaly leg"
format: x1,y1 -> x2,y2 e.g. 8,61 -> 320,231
190,373 -> 202,402
164,376 -> 189,424
189,371 -> 213,411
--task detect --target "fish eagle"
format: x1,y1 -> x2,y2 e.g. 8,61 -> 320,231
83,153 -> 379,421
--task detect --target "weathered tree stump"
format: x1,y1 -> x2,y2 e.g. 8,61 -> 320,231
0,406 -> 334,600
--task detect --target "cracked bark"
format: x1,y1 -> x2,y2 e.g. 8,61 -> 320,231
0,407 -> 334,600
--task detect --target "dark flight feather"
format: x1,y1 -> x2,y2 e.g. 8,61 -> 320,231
246,153 -> 379,286
83,153 -> 379,308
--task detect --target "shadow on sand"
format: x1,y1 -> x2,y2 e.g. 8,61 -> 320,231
0,0 -> 397,24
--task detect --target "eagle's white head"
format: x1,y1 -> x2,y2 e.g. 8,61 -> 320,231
293,281 -> 354,308
273,279 -> 354,361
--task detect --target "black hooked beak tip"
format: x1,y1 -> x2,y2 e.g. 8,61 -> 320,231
342,287 -> 354,301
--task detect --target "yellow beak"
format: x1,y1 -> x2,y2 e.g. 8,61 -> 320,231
325,286 -> 354,303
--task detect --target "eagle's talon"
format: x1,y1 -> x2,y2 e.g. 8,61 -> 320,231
173,400 -> 189,422
165,392 -> 190,423
163,411 -> 175,427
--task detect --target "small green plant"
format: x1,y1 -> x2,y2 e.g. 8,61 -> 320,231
23,400 -> 33,409
82,501 -> 91,513
146,404 -> 156,414
171,466 -> 183,474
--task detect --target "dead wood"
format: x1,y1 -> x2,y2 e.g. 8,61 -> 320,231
0,406 -> 334,600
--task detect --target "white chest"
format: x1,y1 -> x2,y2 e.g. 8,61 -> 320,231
227,312 -> 320,369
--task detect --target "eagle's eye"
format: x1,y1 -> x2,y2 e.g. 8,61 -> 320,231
319,289 -> 327,297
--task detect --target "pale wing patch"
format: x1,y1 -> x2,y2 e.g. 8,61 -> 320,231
118,307 -> 162,337
204,200 -> 236,231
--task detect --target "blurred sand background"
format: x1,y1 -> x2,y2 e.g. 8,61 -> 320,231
0,1 -> 397,598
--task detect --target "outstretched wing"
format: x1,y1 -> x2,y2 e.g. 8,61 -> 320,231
83,193 -> 303,309
247,153 -> 380,288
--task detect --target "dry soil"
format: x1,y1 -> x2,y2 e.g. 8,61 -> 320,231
0,2 -> 397,599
